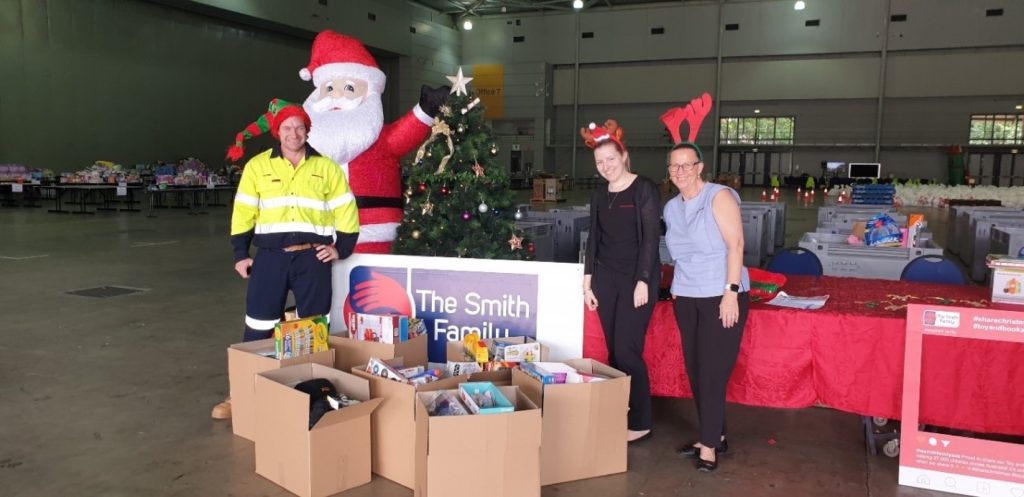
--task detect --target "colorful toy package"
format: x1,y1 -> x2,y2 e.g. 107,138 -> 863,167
457,382 -> 514,415
273,315 -> 329,359
864,213 -> 903,247
348,313 -> 420,343
489,337 -> 541,363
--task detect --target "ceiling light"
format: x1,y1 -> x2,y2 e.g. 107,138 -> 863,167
794,1 -> 806,10
1016,104 -> 1023,110
754,109 -> 761,114
573,0 -> 584,9
462,18 -> 473,30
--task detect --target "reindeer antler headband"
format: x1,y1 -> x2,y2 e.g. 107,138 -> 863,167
660,92 -> 713,144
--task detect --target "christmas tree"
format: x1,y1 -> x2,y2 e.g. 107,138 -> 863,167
392,69 -> 533,260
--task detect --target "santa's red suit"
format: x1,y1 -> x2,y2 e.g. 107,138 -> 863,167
298,30 -> 444,254
334,110 -> 431,254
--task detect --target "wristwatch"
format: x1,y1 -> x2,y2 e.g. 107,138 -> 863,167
724,283 -> 740,293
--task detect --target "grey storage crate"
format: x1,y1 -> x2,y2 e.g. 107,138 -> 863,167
966,216 -> 1024,281
798,232 -> 944,280
817,205 -> 893,226
745,201 -> 786,250
525,209 -> 590,263
742,203 -> 780,255
515,221 -> 555,262
990,227 -> 1024,259
952,206 -> 1022,259
741,208 -> 770,268
963,212 -> 1024,265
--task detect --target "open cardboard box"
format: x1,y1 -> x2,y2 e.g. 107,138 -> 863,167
512,359 -> 630,486
414,385 -> 541,497
227,339 -> 335,441
330,332 -> 428,376
350,358 -> 467,489
254,363 -> 383,497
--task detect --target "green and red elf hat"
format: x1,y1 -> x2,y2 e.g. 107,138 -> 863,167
226,98 -> 311,162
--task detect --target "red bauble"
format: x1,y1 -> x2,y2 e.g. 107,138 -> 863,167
417,182 -> 427,192
527,242 -> 535,253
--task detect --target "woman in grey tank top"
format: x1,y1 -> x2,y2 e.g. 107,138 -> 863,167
663,142 -> 750,473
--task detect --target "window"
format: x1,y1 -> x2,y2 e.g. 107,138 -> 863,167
969,114 -> 1023,145
719,117 -> 795,145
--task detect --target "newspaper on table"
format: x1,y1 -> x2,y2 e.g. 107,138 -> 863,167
766,291 -> 830,310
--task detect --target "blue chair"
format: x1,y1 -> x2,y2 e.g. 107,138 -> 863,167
764,247 -> 824,276
900,255 -> 967,285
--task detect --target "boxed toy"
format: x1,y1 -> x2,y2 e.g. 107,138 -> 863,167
274,316 -> 329,360
490,337 -> 542,362
419,390 -> 470,416
457,382 -> 515,415
349,313 -> 423,344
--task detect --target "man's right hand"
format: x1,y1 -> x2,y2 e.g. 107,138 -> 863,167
235,258 -> 254,279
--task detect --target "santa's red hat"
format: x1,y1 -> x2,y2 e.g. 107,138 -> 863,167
299,30 -> 386,94
586,122 -> 626,151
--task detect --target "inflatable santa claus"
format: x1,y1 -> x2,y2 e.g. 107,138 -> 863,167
300,30 -> 448,253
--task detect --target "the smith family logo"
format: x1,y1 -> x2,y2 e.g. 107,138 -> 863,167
922,309 -> 960,328
343,265 -> 538,361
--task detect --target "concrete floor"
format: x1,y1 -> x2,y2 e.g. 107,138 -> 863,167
0,188 -> 958,497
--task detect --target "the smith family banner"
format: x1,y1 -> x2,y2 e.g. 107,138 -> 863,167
330,254 -> 583,362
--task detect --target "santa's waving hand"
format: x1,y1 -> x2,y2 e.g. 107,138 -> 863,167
299,30 -> 449,254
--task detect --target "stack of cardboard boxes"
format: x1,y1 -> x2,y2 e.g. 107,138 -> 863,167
225,318 -> 629,497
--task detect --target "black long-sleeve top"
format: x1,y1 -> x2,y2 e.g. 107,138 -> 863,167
584,175 -> 662,285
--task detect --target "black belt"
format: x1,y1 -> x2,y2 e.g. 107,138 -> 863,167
355,196 -> 403,209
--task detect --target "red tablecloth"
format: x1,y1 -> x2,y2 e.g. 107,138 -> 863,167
583,275 -> 1024,436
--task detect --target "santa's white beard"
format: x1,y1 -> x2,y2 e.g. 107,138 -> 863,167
303,92 -> 384,165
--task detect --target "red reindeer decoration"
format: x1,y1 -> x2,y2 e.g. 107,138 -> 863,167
579,119 -> 625,149
660,92 -> 713,144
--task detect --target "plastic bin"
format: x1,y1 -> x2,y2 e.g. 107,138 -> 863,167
743,202 -> 784,254
950,206 -> 1022,259
741,209 -> 769,268
798,232 -> 944,280
965,216 -> 1024,281
990,227 -> 1024,260
516,221 -> 555,262
525,209 -> 590,263
817,205 -> 894,226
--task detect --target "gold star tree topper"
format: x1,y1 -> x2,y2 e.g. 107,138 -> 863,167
508,234 -> 523,250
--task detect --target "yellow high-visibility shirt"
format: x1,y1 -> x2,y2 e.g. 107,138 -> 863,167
230,145 -> 358,261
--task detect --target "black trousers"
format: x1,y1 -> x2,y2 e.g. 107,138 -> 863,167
593,266 -> 656,431
672,293 -> 749,449
242,248 -> 332,342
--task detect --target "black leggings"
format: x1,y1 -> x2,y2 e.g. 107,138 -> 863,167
672,293 -> 749,449
593,266 -> 656,431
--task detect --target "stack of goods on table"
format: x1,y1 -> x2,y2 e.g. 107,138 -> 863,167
59,161 -> 142,184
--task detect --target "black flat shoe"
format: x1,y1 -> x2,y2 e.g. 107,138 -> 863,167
676,439 -> 728,458
696,454 -> 718,472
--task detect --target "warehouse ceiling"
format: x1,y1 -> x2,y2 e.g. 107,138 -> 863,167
413,0 -> 698,16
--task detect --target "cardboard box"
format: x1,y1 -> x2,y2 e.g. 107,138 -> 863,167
330,332 -> 428,376
227,339 -> 335,442
414,385 -> 541,497
512,359 -> 630,486
254,363 -> 382,497
991,267 -> 1024,305
351,360 -> 467,489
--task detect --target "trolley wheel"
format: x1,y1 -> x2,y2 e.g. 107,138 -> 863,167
872,417 -> 889,427
883,439 -> 900,458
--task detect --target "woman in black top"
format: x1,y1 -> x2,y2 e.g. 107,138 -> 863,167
582,123 -> 662,442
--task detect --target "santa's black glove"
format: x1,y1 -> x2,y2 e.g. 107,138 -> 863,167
419,85 -> 451,118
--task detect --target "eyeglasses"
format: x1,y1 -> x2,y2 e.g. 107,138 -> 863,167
667,161 -> 702,173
